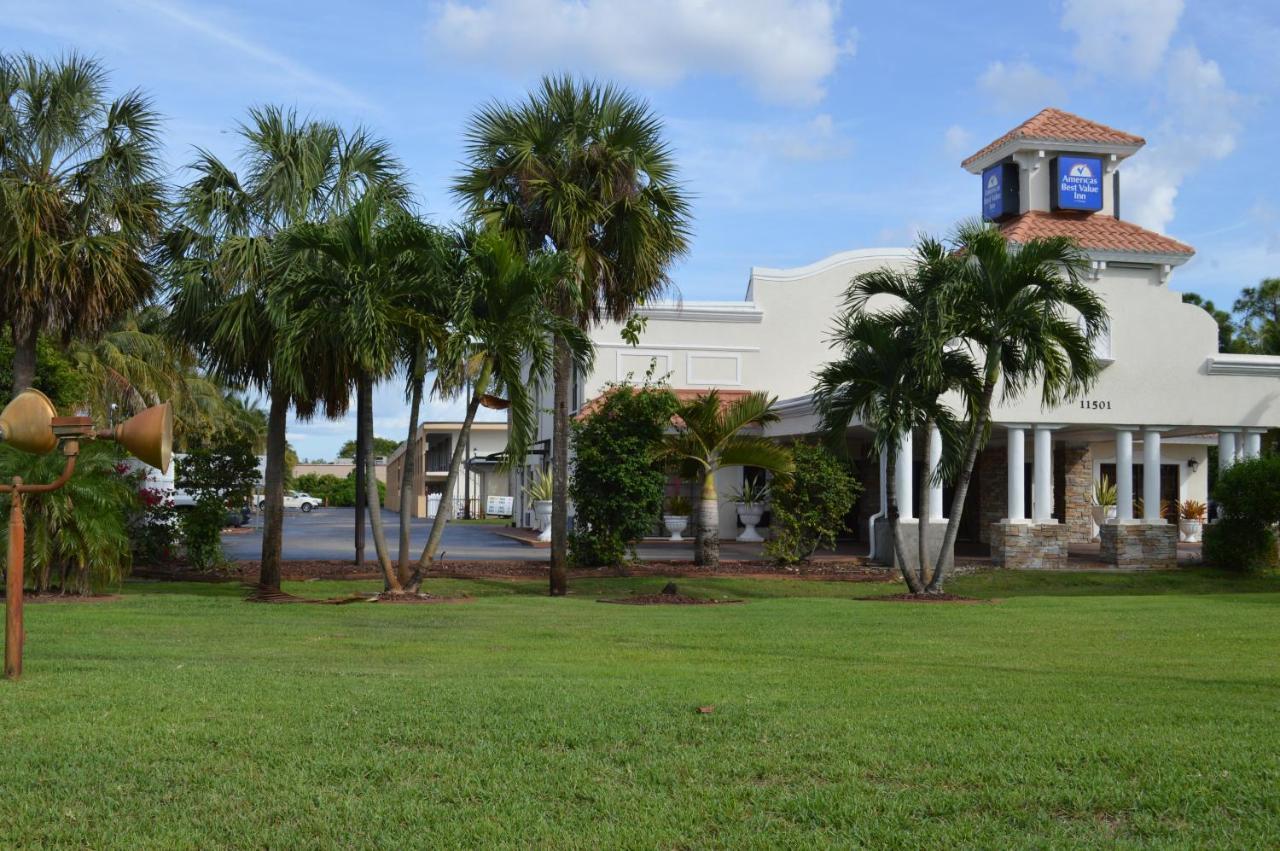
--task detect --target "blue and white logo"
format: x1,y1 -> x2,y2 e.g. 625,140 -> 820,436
1053,155 -> 1103,212
982,163 -> 1014,221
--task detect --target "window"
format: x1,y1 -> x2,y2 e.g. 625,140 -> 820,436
1079,315 -> 1112,362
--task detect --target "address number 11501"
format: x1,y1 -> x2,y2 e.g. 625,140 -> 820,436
1079,400 -> 1112,410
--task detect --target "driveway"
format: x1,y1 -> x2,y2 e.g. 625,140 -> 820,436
221,507 -> 772,562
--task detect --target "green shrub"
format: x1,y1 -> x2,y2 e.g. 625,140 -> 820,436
569,381 -> 678,567
1213,456 -> 1280,523
764,443 -> 863,565
0,442 -> 138,593
177,432 -> 260,570
1205,456 -> 1280,572
1203,518 -> 1278,574
287,472 -> 383,507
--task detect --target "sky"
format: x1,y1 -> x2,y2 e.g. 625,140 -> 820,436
4,0 -> 1278,459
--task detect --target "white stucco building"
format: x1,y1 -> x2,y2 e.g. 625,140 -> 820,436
519,108 -> 1280,568
384,421 -> 511,519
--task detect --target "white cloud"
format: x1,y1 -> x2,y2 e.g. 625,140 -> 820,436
943,124 -> 973,159
1061,0 -> 1184,79
977,60 -> 1066,114
1124,45 -> 1243,233
125,0 -> 371,109
750,114 -> 854,161
427,0 -> 854,105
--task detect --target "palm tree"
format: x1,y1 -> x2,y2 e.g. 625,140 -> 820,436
929,221 -> 1105,591
453,75 -> 692,596
67,306 -> 229,445
272,191 -> 446,593
837,236 -> 981,589
657,391 -> 794,568
415,227 -> 593,577
164,107 -> 404,594
0,52 -> 165,395
813,312 -> 976,593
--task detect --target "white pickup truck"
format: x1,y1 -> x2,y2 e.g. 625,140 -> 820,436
257,491 -> 323,512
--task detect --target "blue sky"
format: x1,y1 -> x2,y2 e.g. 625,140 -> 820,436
4,0 -> 1277,459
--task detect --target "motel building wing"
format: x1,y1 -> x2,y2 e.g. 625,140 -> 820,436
523,108 -> 1280,569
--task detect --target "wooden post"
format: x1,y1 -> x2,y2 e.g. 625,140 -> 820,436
5,481 -> 24,680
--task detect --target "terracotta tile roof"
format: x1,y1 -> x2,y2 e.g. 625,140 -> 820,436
576,388 -> 752,421
998,211 -> 1194,256
962,108 -> 1145,169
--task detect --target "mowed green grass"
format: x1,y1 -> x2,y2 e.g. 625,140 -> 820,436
2,570 -> 1278,848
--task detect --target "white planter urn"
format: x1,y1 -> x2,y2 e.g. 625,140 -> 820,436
1178,519 -> 1203,543
735,502 -> 766,543
1090,504 -> 1117,538
662,514 -> 689,542
533,500 -> 553,542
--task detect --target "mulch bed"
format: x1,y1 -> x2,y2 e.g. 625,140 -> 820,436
133,559 -> 894,584
0,591 -> 122,604
859,592 -> 992,604
599,593 -> 744,605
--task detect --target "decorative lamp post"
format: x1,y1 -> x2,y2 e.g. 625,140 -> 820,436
0,389 -> 172,680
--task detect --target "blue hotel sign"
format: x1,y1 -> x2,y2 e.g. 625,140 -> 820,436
1052,155 -> 1104,212
982,162 -> 1018,221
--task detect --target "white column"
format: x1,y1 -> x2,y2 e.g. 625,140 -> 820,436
1116,429 -> 1134,522
1032,426 -> 1054,522
1006,426 -> 1026,522
895,430 -> 914,520
1218,431 -> 1237,471
927,425 -> 944,520
1243,430 -> 1263,460
1142,429 -> 1163,523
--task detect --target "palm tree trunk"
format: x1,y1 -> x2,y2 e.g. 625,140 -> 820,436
353,383 -> 367,567
417,362 -> 490,569
695,467 -> 720,567
886,446 -> 924,594
360,375 -> 398,591
929,376 -> 998,593
397,347 -> 425,585
10,324 -> 38,396
549,335 -> 572,596
258,384 -> 289,593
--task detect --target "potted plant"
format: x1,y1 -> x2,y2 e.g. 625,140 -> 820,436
1090,476 -> 1117,532
525,468 -> 554,542
730,479 -> 771,543
662,494 -> 692,541
1178,498 -> 1206,542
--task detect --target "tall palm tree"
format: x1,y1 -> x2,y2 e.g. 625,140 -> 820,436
0,52 -> 165,395
453,75 -> 692,596
272,191 -> 446,593
657,391 -> 794,568
838,237 -> 981,589
416,227 -> 593,577
163,107 -> 404,594
930,221 -> 1105,591
814,312 -> 976,593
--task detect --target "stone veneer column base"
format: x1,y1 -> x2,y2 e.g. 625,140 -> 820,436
990,521 -> 1069,570
1099,522 -> 1177,569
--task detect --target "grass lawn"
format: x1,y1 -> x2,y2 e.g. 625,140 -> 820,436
2,569 -> 1278,848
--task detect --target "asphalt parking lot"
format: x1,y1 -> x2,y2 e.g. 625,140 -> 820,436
220,507 -> 769,562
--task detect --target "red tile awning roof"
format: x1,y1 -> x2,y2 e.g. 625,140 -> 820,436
962,108 -> 1145,170
998,211 -> 1194,257
577,388 -> 752,421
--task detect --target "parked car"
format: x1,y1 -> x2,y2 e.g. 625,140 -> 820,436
257,491 -> 323,512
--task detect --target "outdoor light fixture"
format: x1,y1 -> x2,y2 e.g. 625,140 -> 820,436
0,389 -> 172,680
1188,458 -> 1199,472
